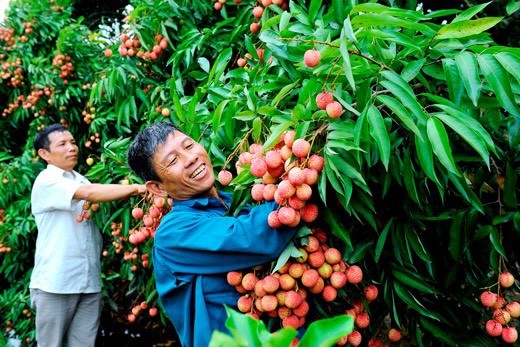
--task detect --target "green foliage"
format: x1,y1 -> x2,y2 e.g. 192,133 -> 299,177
0,0 -> 519,345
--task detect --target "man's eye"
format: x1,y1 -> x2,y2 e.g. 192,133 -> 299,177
186,143 -> 194,149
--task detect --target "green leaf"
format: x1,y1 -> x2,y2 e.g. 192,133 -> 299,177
308,0 -> 322,23
392,268 -> 440,294
434,17 -> 503,40
262,328 -> 298,347
403,149 -> 420,204
432,113 -> 489,167
374,217 -> 393,263
452,1 -> 492,22
506,0 -> 520,15
271,80 -> 300,107
442,59 -> 464,105
426,118 -> 459,176
448,172 -> 484,213
272,241 -> 297,274
477,54 -> 520,117
405,226 -> 430,262
378,95 -> 422,139
207,48 -> 233,86
448,212 -> 464,261
454,52 -> 482,106
379,79 -> 428,126
323,209 -> 352,249
402,59 -> 425,82
209,331 -> 241,347
513,212 -> 520,232
342,16 -> 357,43
223,306 -> 264,347
351,13 -> 436,36
340,20 -> 356,91
299,315 -> 354,347
503,163 -> 517,209
394,282 -> 439,320
419,318 -> 457,345
367,105 -> 390,171
495,51 -> 520,86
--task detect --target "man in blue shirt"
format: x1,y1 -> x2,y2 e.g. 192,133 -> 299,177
127,121 -> 297,347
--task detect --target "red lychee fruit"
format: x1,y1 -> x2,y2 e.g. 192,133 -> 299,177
293,300 -> 309,318
285,290 -> 303,309
485,319 -> 503,337
288,263 -> 306,278
288,196 -> 305,210
284,130 -> 296,147
326,101 -> 343,119
251,183 -> 265,201
363,285 -> 379,302
388,328 -> 402,342
237,58 -> 246,67
242,272 -> 259,291
500,272 -> 515,288
262,275 -> 280,293
278,206 -> 297,225
261,295 -> 278,312
317,262 -> 333,279
295,184 -> 312,201
254,280 -> 267,297
282,315 -> 300,329
277,180 -> 296,199
493,308 -> 511,325
132,207 -> 144,219
347,330 -> 362,346
304,236 -> 320,253
104,48 -> 113,58
263,184 -> 277,201
268,211 -> 282,228
149,307 -> 158,317
506,301 -> 520,318
227,271 -> 243,286
218,170 -> 233,186
303,168 -> 319,185
252,6 -> 264,19
250,158 -> 268,177
265,150 -> 283,168
288,167 -> 305,186
355,312 -> 370,329
502,327 -> 518,344
480,291 -> 497,308
300,203 -> 318,223
346,265 -> 363,284
292,139 -> 311,158
237,295 -> 253,312
301,269 -> 320,288
322,285 -> 338,302
307,250 -> 325,268
324,247 -> 342,265
307,154 -> 324,172
250,22 -> 260,33
303,49 -> 321,68
309,277 -> 325,294
330,271 -> 347,289
316,92 -> 333,110
279,273 -> 296,290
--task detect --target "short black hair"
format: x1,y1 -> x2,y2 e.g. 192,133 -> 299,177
34,123 -> 69,152
127,121 -> 179,182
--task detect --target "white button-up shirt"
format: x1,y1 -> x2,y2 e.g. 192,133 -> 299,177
30,164 -> 102,294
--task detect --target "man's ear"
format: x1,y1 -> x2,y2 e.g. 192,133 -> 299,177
38,148 -> 50,162
145,181 -> 168,197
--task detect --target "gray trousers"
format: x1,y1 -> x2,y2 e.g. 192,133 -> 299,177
30,289 -> 102,347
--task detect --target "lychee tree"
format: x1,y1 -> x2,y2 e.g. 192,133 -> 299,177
0,0 -> 519,346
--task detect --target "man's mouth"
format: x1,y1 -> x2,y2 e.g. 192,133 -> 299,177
190,164 -> 205,179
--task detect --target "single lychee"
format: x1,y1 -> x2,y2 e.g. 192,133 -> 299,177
251,183 -> 265,201
326,101 -> 343,119
295,184 -> 312,201
330,271 -> 347,289
500,272 -> 515,288
493,308 -> 511,325
307,250 -> 325,268
322,285 -> 338,302
279,273 -> 296,290
278,206 -> 297,225
355,312 -> 370,329
237,58 -> 246,67
288,167 -> 305,186
242,272 -> 259,291
285,290 -> 303,309
301,269 -> 320,288
480,291 -> 497,308
237,296 -> 253,312
300,203 -> 318,223
347,330 -> 362,346
277,180 -> 296,199
252,6 -> 264,19
261,295 -> 278,312
347,265 -> 363,284
505,301 -> 520,318
485,319 -> 503,337
265,150 -> 283,168
250,158 -> 268,177
502,327 -> 518,344
304,49 -> 321,68
282,315 -> 300,329
304,235 -> 320,253
218,170 -> 233,186
307,154 -> 324,172
316,92 -> 333,110
262,275 -> 280,293
263,184 -> 277,201
324,247 -> 342,265
292,139 -> 311,158
363,285 -> 378,302
227,271 -> 243,286
268,211 -> 282,228
302,168 -> 319,185
388,328 -> 402,342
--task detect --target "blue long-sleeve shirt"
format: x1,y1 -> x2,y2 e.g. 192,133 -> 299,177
152,191 -> 297,347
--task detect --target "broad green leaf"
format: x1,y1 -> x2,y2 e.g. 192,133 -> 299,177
442,59 -> 464,105
212,99 -> 230,134
342,16 -> 357,43
368,105 -> 390,171
351,13 -> 436,36
380,80 -> 428,126
454,52 -> 482,106
223,306 -> 264,346
357,29 -> 421,53
434,17 -> 503,40
506,0 -> 520,15
279,11 -> 292,31
271,80 -> 300,107
209,331 -> 241,347
403,149 -> 420,204
263,122 -> 293,150
262,328 -> 298,347
299,315 -> 354,347
452,2 -> 492,22
394,282 -> 438,320
514,212 -> 520,232
489,228 -> 507,259
350,3 -> 389,14
495,51 -> 520,86
432,113 -> 489,167
405,226 -> 430,262
477,54 -> 520,117
448,172 -> 484,213
374,217 -> 393,263
308,0 -> 322,23
392,268 -> 440,294
272,241 -> 297,274
433,104 -> 496,154
324,209 -> 352,248
402,59 -> 426,82
377,95 -> 422,139
207,48 -> 233,86
340,20 -> 356,91
426,118 -> 459,176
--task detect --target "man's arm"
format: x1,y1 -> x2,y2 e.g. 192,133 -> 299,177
73,183 -> 147,203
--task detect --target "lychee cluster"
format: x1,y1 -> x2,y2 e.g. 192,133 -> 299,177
127,301 -> 159,323
1,58 -> 24,88
52,53 -> 74,84
76,200 -> 99,222
85,132 -> 101,148
118,33 -> 168,61
316,91 -> 344,119
227,227 -> 373,334
108,222 -> 124,255
82,104 -> 96,125
0,242 -> 11,253
0,27 -> 16,50
480,272 -> 519,344
129,196 -> 172,245
219,130 -> 324,228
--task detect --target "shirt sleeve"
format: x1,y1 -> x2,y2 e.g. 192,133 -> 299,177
154,201 -> 298,274
32,174 -> 84,213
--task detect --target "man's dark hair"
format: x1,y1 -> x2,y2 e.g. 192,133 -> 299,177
127,121 -> 179,182
34,123 -> 69,152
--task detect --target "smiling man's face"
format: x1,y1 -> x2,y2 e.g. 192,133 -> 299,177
150,131 -> 216,200
38,131 -> 78,172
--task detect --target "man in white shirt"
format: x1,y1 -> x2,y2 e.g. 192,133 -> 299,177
30,123 -> 147,347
